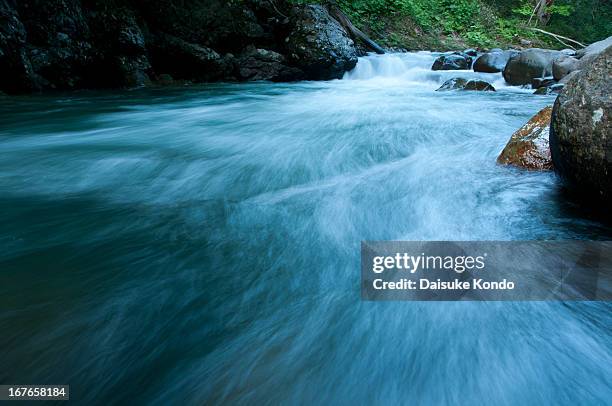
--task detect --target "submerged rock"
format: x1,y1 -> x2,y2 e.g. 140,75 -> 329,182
503,48 -> 563,86
531,76 -> 556,89
550,45 -> 612,202
533,84 -> 564,95
285,5 -> 357,80
431,53 -> 472,70
497,106 -> 553,170
436,78 -> 495,91
473,50 -> 518,73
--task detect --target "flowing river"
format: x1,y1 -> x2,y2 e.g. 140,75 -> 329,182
1,52 -> 611,404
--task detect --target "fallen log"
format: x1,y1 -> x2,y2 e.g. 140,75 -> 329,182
326,2 -> 385,54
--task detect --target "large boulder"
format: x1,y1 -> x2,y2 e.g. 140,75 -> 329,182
284,5 -> 357,80
498,106 -> 553,170
473,50 -> 518,73
436,78 -> 495,91
550,45 -> 611,202
575,36 -> 612,59
503,48 -> 563,86
552,55 -> 579,81
431,53 -> 472,70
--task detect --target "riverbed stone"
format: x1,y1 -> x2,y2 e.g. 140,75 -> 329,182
503,48 -> 563,86
473,50 -> 518,73
436,78 -> 495,91
497,106 -> 553,170
550,45 -> 612,202
431,53 -> 471,70
552,55 -> 579,81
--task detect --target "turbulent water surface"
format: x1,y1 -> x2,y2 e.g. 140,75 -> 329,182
1,52 -> 611,404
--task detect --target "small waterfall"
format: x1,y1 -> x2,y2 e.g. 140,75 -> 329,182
343,51 -> 512,89
343,52 -> 436,81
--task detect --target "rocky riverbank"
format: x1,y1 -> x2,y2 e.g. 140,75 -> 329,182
480,37 -> 611,205
0,0 -> 368,94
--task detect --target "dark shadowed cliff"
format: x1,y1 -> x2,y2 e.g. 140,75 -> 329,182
0,0 -> 362,94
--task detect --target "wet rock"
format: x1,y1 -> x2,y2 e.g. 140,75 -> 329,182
497,106 -> 553,170
431,53 -> 472,70
436,77 -> 467,90
552,55 -> 579,81
503,48 -> 563,86
473,50 -> 518,73
436,78 -> 495,91
550,45 -> 612,202
533,86 -> 553,95
463,79 -> 495,91
236,47 -> 303,81
463,48 -> 478,57
532,83 -> 564,95
549,83 -> 564,92
284,5 -> 357,80
531,76 -> 556,89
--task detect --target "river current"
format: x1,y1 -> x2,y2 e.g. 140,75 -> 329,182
0,52 -> 611,404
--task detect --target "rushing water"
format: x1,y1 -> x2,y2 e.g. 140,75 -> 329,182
1,52 -> 611,404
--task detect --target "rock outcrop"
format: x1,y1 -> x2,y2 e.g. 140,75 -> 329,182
497,106 -> 553,170
473,50 -> 518,73
285,5 -> 357,80
503,48 -> 563,86
550,45 -> 611,202
0,0 -> 359,93
436,78 -> 495,91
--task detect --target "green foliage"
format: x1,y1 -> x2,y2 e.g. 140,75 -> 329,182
290,0 -> 611,49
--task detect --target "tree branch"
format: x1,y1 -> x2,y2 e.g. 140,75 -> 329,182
529,27 -> 586,49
